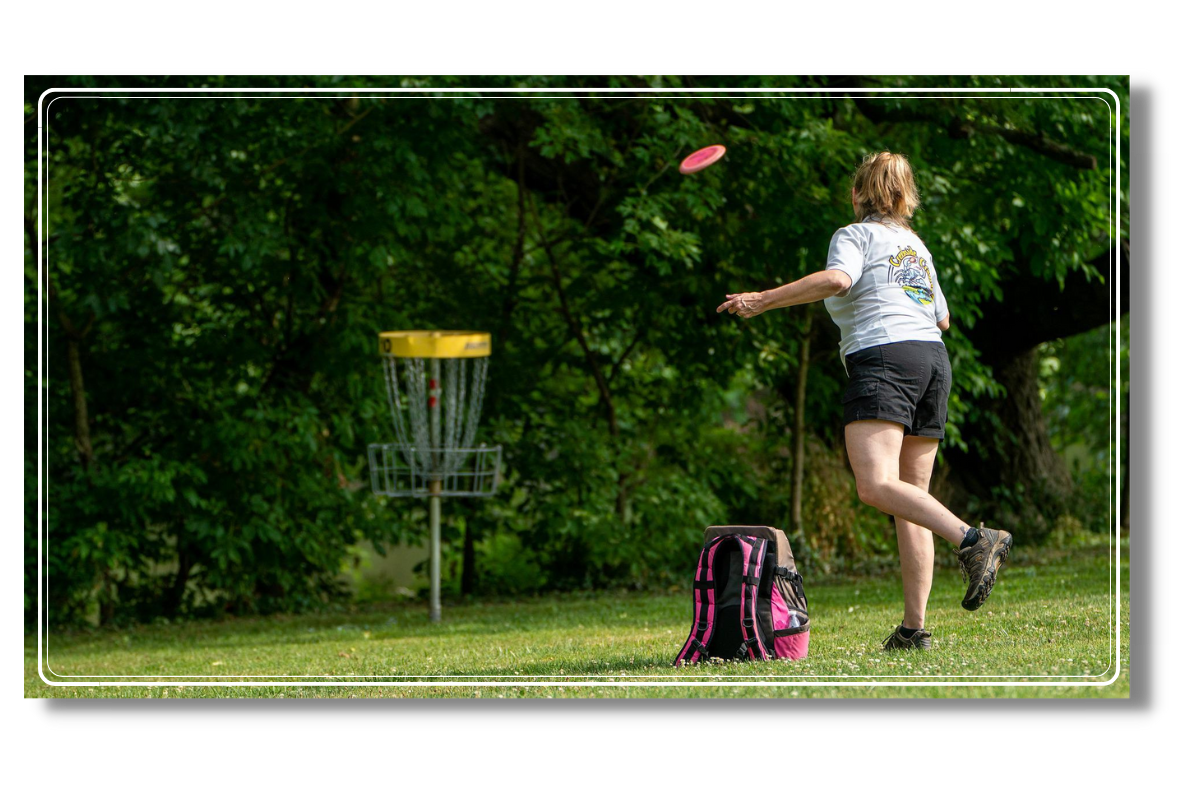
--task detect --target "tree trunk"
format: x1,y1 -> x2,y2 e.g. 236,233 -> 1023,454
789,306 -> 815,545
943,347 -> 1072,536
531,196 -> 629,522
939,243 -> 1128,537
1121,383 -> 1130,530
65,337 -> 93,471
162,548 -> 193,618
98,581 -> 115,626
995,348 -> 1073,494
461,522 -> 476,596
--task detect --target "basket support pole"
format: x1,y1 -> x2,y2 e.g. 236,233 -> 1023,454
429,480 -> 442,623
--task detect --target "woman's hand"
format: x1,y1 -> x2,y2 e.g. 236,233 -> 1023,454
717,291 -> 768,319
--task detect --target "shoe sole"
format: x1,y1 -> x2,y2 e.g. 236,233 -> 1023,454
961,535 -> 1013,611
882,630 -> 933,651
883,641 -> 932,651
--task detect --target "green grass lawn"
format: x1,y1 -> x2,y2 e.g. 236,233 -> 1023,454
26,543 -> 1128,699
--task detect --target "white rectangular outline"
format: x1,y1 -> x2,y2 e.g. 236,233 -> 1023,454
35,84 -> 1123,689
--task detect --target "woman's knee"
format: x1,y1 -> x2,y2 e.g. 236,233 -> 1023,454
856,478 -> 886,509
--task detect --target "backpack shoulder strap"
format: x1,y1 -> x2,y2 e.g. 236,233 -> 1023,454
674,535 -> 730,666
735,534 -> 770,660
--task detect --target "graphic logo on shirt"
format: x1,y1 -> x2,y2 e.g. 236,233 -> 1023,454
888,246 -> 934,306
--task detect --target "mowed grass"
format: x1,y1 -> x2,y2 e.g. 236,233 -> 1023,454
26,543 -> 1128,699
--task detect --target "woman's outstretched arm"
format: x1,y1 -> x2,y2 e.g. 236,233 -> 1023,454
717,269 -> 852,318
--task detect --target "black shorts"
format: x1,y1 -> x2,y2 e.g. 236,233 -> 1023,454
842,340 -> 952,439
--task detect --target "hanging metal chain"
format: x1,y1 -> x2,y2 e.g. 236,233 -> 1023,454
379,354 -> 491,480
459,357 -> 489,456
442,358 -> 472,474
383,357 -> 408,448
445,358 -> 464,450
404,357 -> 432,476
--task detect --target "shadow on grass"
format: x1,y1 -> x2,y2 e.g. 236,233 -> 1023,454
409,653 -> 677,679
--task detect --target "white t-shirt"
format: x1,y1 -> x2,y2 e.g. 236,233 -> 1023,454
822,219 -> 949,366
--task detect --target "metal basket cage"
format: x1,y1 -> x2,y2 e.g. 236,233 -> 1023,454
368,444 -> 503,498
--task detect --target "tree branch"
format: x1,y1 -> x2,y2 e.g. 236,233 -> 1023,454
968,240 -> 1129,364
529,197 -> 619,439
496,146 -> 529,356
853,98 -> 1098,170
608,327 -> 645,386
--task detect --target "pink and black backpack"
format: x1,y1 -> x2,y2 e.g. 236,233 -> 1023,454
674,526 -> 810,666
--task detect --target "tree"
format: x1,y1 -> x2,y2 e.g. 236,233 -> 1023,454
27,75 -> 1127,624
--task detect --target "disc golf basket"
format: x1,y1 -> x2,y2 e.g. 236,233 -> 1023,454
368,331 -> 502,622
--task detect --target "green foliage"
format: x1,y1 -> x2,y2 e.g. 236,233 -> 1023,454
1040,314 -> 1129,532
475,533 -> 547,595
26,76 -> 1126,625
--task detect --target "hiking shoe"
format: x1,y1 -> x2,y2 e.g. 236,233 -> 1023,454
955,527 -> 1014,611
882,626 -> 932,650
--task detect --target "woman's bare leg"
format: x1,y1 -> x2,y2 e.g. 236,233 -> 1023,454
844,419 -> 970,545
896,436 -> 940,630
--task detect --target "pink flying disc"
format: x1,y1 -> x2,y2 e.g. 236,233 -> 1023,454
679,144 -> 727,175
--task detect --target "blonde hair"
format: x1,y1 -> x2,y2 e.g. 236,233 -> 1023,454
852,152 -> 920,227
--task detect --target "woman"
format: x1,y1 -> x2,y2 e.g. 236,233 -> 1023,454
717,152 -> 1012,651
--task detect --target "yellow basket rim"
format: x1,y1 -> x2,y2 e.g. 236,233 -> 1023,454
377,330 -> 492,359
